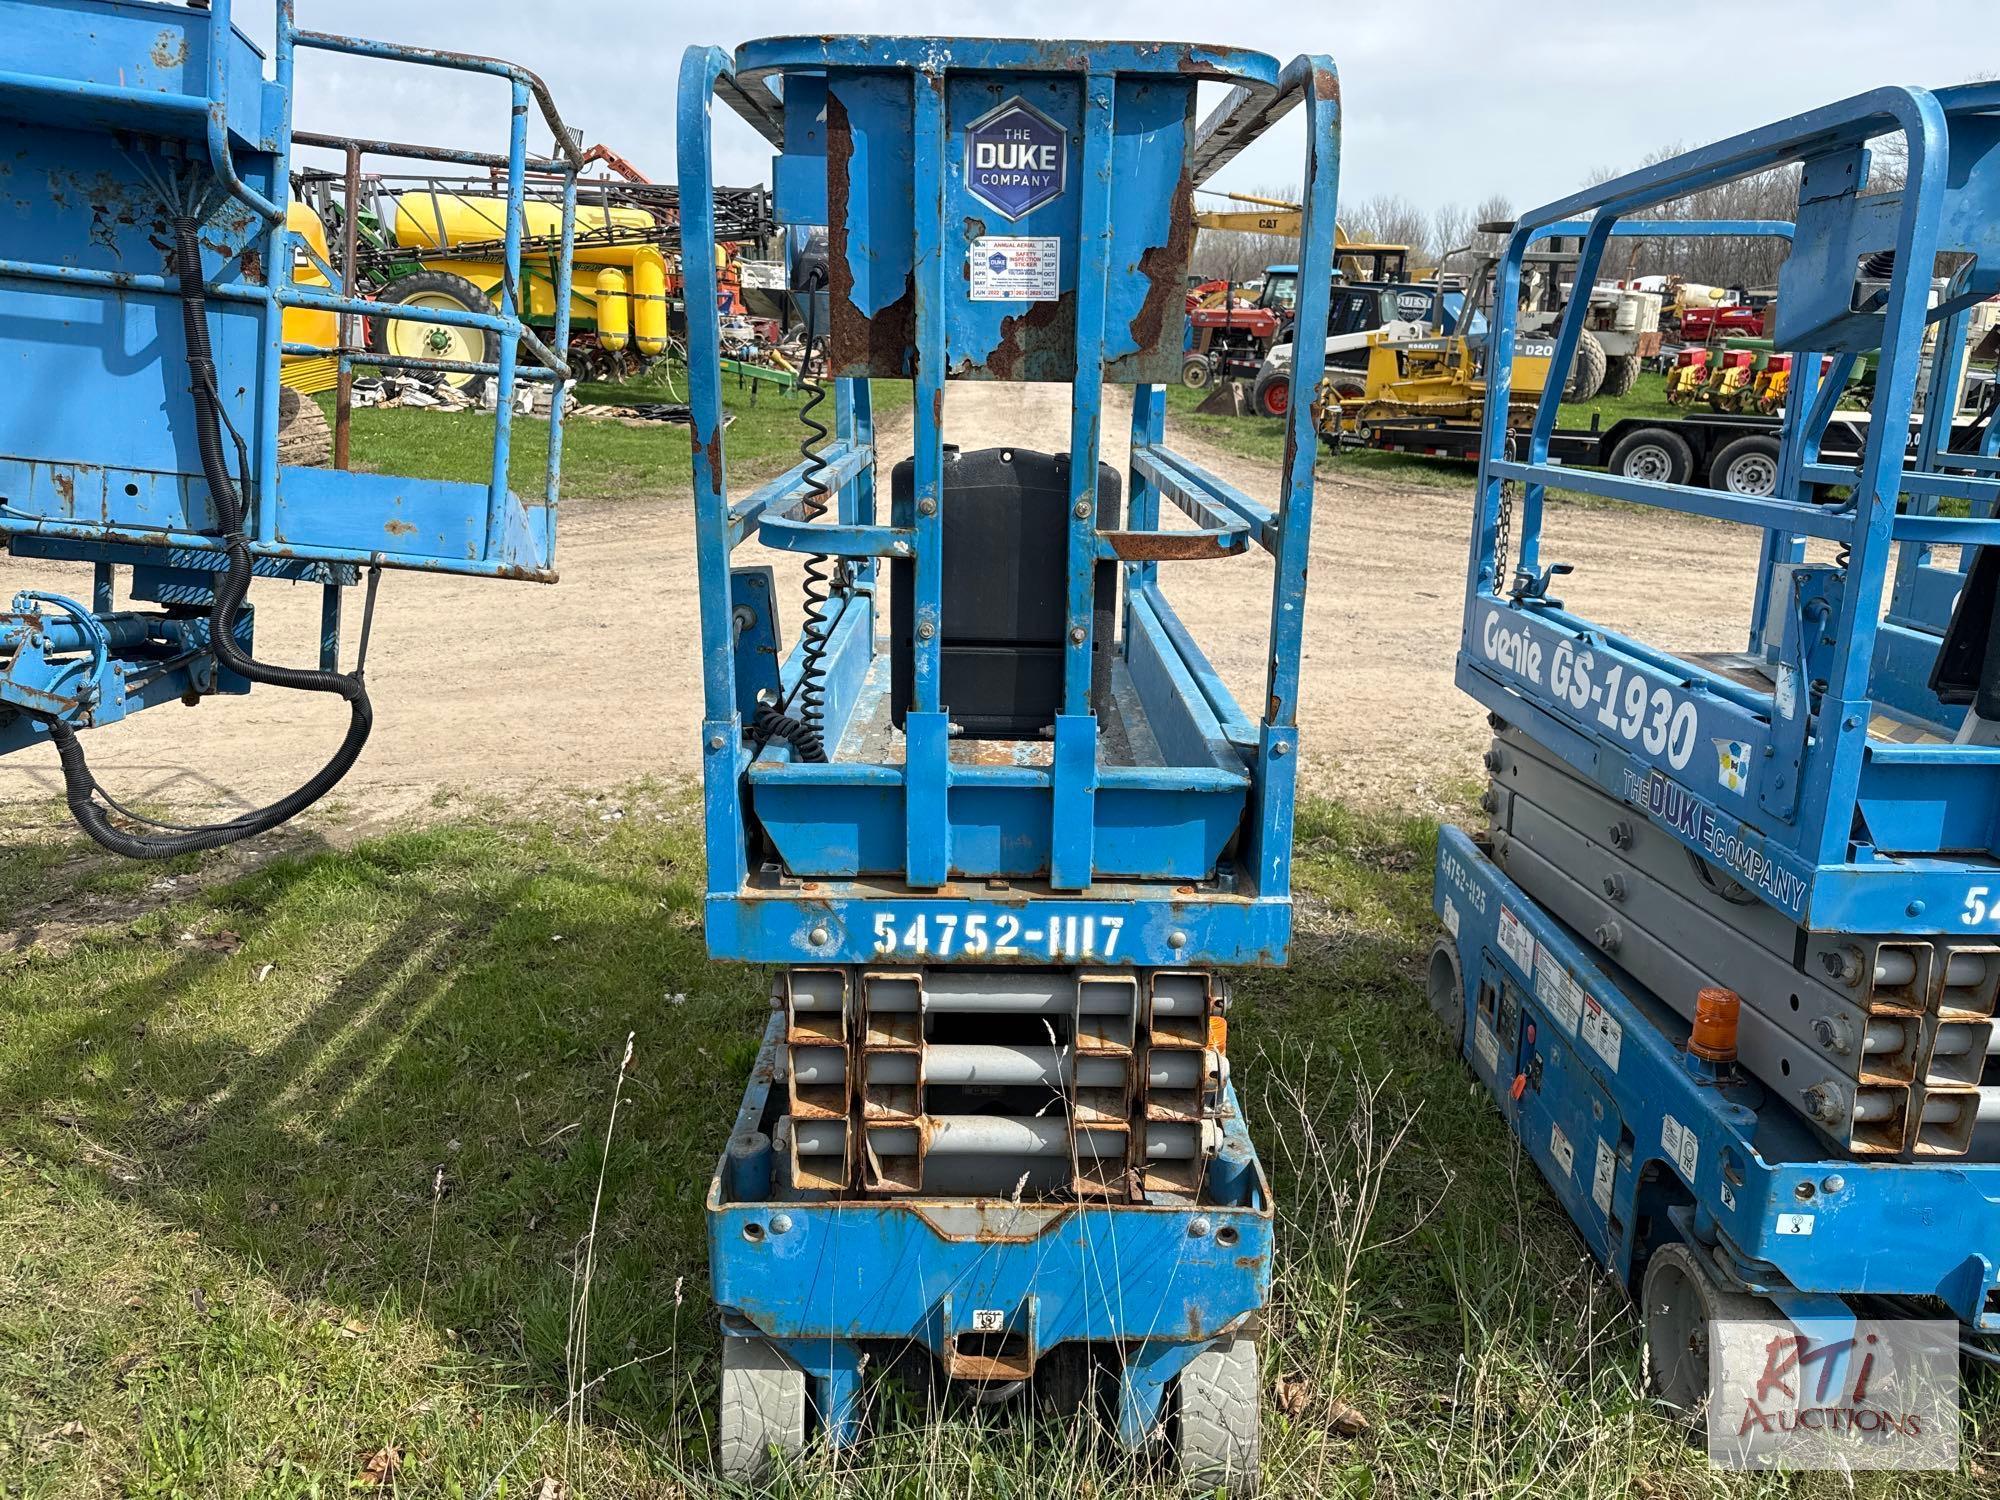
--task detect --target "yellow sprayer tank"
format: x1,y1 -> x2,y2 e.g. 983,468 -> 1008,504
630,254 -> 668,356
388,192 -> 670,354
279,199 -> 339,394
595,266 -> 631,353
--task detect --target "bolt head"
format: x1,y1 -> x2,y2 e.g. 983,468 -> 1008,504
917,497 -> 937,516
1273,741 -> 1291,758
916,622 -> 935,640
770,1212 -> 794,1235
808,925 -> 830,947
1188,1215 -> 1212,1238
1820,1174 -> 1845,1194
708,733 -> 726,751
1073,500 -> 1091,519
1168,929 -> 1188,950
1069,626 -> 1087,645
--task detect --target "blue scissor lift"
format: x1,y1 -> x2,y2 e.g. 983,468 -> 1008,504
1,0 -> 580,850
679,36 -> 1338,1491
1431,82 -> 2000,1416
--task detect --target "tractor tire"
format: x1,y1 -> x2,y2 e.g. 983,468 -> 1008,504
277,387 -> 334,468
366,270 -> 501,396
1252,373 -> 1289,419
1181,356 -> 1214,391
1600,352 -> 1641,399
1564,329 -> 1608,403
1707,434 -> 1782,498
1607,426 -> 1695,488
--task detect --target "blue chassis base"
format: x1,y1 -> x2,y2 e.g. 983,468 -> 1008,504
705,1013 -> 1275,1449
1435,826 -> 2000,1333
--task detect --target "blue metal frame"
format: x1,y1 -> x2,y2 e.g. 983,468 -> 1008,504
1436,829 -> 2000,1330
1461,84 -> 2000,937
679,38 -> 1342,970
709,1014 -> 1273,1449
1,0 -> 584,752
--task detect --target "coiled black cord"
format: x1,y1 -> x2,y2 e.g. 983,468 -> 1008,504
36,216 -> 375,858
751,276 -> 838,764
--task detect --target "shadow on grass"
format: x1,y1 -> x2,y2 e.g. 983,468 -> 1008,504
0,811 -> 765,1465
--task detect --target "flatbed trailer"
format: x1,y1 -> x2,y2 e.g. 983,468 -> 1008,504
1338,411 -> 1873,491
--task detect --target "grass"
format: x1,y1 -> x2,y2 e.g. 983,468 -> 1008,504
2,793 -> 1993,1497
330,363 -> 913,501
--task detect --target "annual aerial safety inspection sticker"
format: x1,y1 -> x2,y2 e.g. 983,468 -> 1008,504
969,237 -> 1060,301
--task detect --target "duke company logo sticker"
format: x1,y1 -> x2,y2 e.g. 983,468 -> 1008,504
1708,1316 -> 1959,1471
963,97 -> 1067,220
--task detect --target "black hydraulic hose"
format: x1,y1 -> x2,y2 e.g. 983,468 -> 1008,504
38,217 -> 374,858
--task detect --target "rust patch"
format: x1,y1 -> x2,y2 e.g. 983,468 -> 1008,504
383,519 -> 417,537
1102,529 -> 1243,562
1129,163 -> 1194,354
151,31 -> 190,70
1314,69 -> 1342,103
983,291 -> 1072,381
240,249 -> 264,286
824,90 -> 917,377
52,472 -> 74,505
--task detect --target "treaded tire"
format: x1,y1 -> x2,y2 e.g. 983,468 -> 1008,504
717,1335 -> 806,1485
1600,352 -> 1641,398
1641,1243 -> 1780,1419
366,270 -> 500,395
1253,374 -> 1290,418
1565,328 -> 1608,403
1176,1336 -> 1261,1497
277,387 -> 333,468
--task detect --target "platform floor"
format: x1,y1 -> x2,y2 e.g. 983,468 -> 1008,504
1686,650 -> 1951,746
767,651 -> 1170,769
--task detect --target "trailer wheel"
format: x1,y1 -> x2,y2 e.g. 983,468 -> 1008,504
717,1334 -> 807,1484
1175,1336 -> 1261,1497
1425,937 -> 1467,1054
1564,330 -> 1608,403
1607,426 -> 1695,488
1642,1243 -> 1780,1419
1253,374 -> 1289,418
1181,356 -> 1214,390
1707,434 -> 1781,498
366,270 -> 501,395
1600,353 -> 1641,398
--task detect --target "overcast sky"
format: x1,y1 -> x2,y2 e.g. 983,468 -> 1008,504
260,2 -> 1996,215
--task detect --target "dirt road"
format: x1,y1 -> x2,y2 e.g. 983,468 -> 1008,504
0,385 -> 1766,830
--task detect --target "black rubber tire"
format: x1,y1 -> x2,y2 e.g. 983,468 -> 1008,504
1600,352 -> 1642,398
366,270 -> 500,395
1707,434 -> 1782,497
276,387 -> 333,468
1253,374 -> 1290,418
1564,329 -> 1608,403
1607,425 -> 1695,488
1181,355 -> 1213,391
